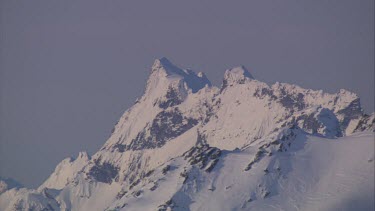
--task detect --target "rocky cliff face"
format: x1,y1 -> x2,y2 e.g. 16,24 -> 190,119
1,58 -> 373,211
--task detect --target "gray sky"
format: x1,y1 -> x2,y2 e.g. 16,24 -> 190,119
0,0 -> 373,188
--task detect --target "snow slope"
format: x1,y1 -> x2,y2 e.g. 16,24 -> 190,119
102,129 -> 373,211
0,58 -> 373,211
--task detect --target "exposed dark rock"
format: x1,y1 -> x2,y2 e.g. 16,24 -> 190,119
205,159 -> 219,173
295,113 -> 320,134
180,170 -> 189,184
149,182 -> 158,191
157,199 -> 175,211
353,114 -> 375,133
113,203 -> 128,210
158,87 -> 183,109
337,98 -> 363,130
162,165 -> 171,175
87,160 -> 119,184
254,88 -> 277,100
278,88 -> 305,111
13,200 -> 23,211
245,126 -> 300,171
220,78 -> 229,93
113,143 -> 127,153
290,108 -> 342,137
208,186 -> 216,191
183,135 -> 222,173
262,191 -> 271,198
220,77 -> 247,92
132,190 -> 143,198
201,100 -> 216,124
116,190 -> 128,199
129,179 -> 141,190
144,170 -> 154,177
244,150 -> 265,171
274,126 -> 303,153
270,140 -> 280,145
128,108 -> 198,150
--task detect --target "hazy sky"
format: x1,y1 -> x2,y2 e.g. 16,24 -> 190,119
0,0 -> 373,188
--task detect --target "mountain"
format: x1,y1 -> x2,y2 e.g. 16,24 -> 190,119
0,58 -> 373,211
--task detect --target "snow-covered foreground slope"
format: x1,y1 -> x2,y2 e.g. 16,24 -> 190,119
107,131 -> 374,211
1,58 -> 373,211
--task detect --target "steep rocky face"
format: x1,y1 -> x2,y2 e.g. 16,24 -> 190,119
352,113 -> 375,133
157,86 -> 184,109
288,107 -> 342,138
336,98 -> 363,131
183,133 -> 222,173
87,158 -> 119,184
1,58 -> 373,211
127,108 -> 198,150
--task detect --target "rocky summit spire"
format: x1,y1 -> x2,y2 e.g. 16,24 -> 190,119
147,57 -> 211,94
151,57 -> 187,77
224,65 -> 254,81
221,65 -> 254,91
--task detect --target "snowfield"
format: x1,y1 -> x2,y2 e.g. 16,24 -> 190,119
1,58 -> 373,211
103,130 -> 374,211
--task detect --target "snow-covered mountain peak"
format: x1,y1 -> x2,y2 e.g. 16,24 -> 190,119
151,57 -> 185,77
145,58 -> 211,101
225,65 -> 254,79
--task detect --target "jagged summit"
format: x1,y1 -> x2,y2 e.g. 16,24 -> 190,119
151,57 -> 186,77
147,57 -> 211,94
77,151 -> 90,160
152,58 -> 256,93
151,57 -> 210,82
225,65 -> 254,80
220,65 -> 254,91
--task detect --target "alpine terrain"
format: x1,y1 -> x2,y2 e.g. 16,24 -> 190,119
1,58 -> 374,211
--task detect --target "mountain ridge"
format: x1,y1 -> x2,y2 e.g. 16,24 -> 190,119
0,58 -> 373,211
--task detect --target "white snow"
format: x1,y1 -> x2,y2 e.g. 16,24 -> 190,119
39,152 -> 89,190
